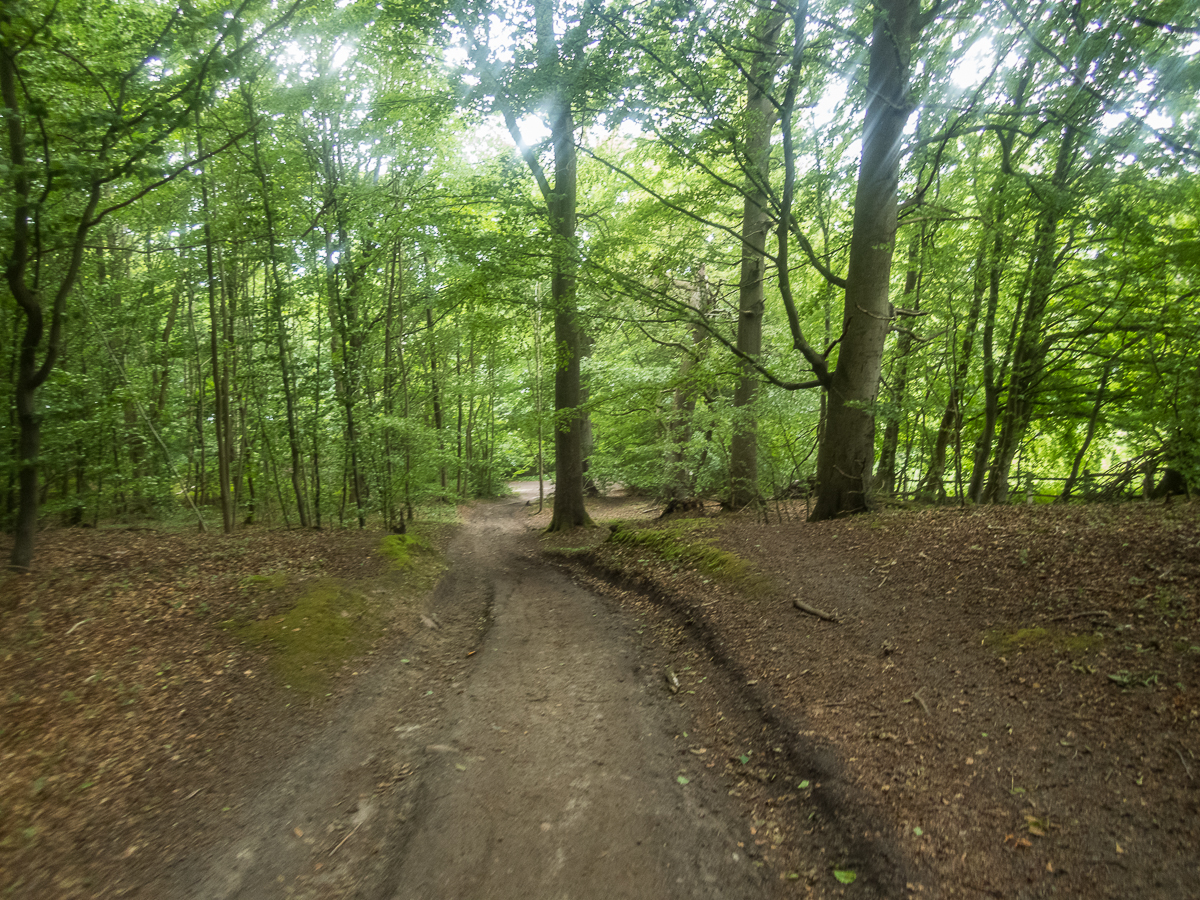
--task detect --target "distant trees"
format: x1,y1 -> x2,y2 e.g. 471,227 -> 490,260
3,0 -> 1198,569
1,0 -> 306,568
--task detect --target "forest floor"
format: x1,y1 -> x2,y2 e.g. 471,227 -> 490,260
1,486 -> 1198,898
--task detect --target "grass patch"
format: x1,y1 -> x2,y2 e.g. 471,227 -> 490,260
226,525 -> 448,694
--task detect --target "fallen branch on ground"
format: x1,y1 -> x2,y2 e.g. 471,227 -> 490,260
793,598 -> 841,623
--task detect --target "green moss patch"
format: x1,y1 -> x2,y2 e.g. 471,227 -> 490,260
379,532 -> 433,570
231,578 -> 374,694
224,526 -> 448,695
983,625 -> 1105,656
604,521 -> 768,595
241,571 -> 289,592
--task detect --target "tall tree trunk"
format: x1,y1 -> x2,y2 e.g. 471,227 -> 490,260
2,46 -> 101,570
382,244 -> 404,531
918,277 -> 983,500
1060,363 -> 1111,501
966,215 -> 1008,502
318,145 -> 371,524
245,107 -> 310,527
456,340 -> 465,497
728,5 -> 786,510
311,307 -> 324,528
545,112 -> 592,529
536,0 -> 591,531
666,269 -> 715,500
426,305 -> 447,492
811,0 -> 919,521
197,117 -> 235,534
533,289 -> 546,512
185,285 -> 208,507
154,285 -> 182,421
4,314 -> 17,529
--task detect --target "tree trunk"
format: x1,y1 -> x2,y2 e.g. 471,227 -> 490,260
244,105 -> 310,527
728,5 -> 786,510
197,117 -> 236,534
666,269 -> 715,500
533,289 -> 546,512
966,217 -> 1007,503
382,244 -> 403,531
1060,363 -> 1110,501
983,125 -> 1078,501
811,0 -> 919,521
918,281 -> 982,500
325,162 -> 373,521
2,46 -> 101,570
538,0 -> 591,531
154,286 -> 182,421
875,231 -> 924,496
426,305 -> 447,492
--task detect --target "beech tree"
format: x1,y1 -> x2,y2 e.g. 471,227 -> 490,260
444,0 -> 633,530
809,0 -> 925,518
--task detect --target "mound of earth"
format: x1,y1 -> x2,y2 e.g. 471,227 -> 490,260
553,496 -> 1200,898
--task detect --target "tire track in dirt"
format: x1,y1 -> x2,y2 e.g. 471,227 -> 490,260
564,548 -> 925,897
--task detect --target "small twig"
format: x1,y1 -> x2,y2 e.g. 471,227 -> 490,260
909,688 -> 931,716
66,618 -> 92,636
1048,609 -> 1111,622
330,821 -> 362,855
793,598 -> 842,623
1176,746 -> 1193,781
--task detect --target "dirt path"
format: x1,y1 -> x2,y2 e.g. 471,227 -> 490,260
168,486 -> 766,900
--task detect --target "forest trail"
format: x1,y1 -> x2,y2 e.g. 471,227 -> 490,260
6,492 -> 1195,898
167,484 -> 766,900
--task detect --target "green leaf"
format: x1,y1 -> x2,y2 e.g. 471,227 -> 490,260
797,780 -> 810,790
833,869 -> 856,884
676,775 -> 689,785
738,753 -> 750,764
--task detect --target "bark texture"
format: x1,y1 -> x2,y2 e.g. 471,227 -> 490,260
728,5 -> 786,510
811,0 -> 919,521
